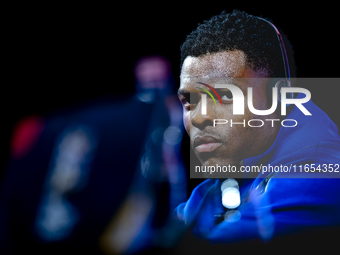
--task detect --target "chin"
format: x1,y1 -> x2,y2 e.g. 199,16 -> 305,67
199,156 -> 223,167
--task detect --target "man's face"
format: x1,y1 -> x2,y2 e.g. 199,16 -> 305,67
178,50 -> 278,169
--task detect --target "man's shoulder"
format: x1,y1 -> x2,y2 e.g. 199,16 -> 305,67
314,140 -> 340,161
264,141 -> 340,207
270,139 -> 340,166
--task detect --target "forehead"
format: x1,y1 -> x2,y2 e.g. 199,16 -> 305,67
180,50 -> 247,81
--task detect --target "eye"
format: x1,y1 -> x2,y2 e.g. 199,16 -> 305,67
221,91 -> 233,100
183,94 -> 199,105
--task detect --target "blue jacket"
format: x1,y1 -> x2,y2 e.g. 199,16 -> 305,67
176,94 -> 340,244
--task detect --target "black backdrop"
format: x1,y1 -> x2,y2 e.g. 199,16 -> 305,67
3,3 -> 340,184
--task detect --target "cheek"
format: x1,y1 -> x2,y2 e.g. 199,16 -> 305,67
214,112 -> 255,143
246,88 -> 269,111
214,105 -> 233,119
183,110 -> 190,133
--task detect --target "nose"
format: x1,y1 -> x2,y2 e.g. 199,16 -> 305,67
191,98 -> 215,130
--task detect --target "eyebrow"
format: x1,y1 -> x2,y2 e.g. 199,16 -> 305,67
177,85 -> 230,96
177,81 -> 241,96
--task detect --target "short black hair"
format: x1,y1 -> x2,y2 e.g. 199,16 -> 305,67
180,10 -> 296,78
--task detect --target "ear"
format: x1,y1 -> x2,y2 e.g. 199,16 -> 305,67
274,78 -> 292,103
265,78 -> 292,109
274,78 -> 287,103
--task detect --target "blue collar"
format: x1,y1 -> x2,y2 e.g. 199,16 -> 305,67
242,92 -> 339,183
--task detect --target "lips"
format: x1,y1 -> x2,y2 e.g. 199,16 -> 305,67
194,135 -> 222,153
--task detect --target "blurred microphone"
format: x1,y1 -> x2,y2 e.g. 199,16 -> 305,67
221,179 -> 241,209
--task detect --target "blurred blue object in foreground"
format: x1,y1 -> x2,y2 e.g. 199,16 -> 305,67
0,55 -> 188,254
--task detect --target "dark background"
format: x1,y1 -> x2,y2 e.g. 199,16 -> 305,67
3,3 -> 340,184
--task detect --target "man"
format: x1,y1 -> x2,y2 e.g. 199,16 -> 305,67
175,10 -> 340,252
